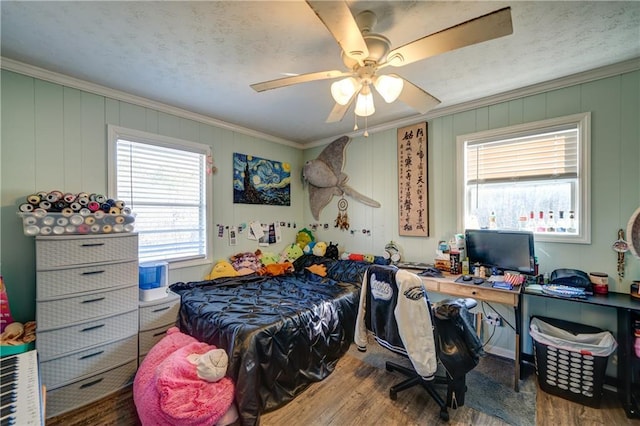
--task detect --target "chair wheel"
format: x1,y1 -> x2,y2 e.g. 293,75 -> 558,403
389,389 -> 397,400
439,409 -> 449,421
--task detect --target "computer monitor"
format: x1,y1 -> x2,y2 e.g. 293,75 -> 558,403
465,229 -> 536,275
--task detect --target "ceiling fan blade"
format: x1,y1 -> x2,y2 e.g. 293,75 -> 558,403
326,92 -> 357,123
385,7 -> 513,67
250,70 -> 352,92
306,0 -> 369,64
395,75 -> 441,114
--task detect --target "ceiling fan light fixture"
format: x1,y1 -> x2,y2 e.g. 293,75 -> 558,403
354,85 -> 375,117
331,77 -> 360,105
374,74 -> 404,103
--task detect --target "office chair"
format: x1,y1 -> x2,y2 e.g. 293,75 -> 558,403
355,265 -> 483,421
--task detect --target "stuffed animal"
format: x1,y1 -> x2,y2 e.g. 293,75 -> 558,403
373,255 -> 389,265
303,241 -> 316,255
260,262 -> 294,276
325,242 -> 339,259
305,264 -> 327,277
296,228 -> 315,249
259,251 -> 280,266
134,327 -> 238,426
206,260 -> 239,280
312,241 -> 327,257
230,251 -> 262,274
339,251 -> 388,264
280,244 -> 303,263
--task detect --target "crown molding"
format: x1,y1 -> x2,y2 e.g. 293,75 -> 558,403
3,56 -> 638,151
307,57 -> 640,149
0,57 -> 303,149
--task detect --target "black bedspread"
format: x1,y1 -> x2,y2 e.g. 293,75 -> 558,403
169,256 -> 371,426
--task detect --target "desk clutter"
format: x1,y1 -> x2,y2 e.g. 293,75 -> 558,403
19,190 -> 135,236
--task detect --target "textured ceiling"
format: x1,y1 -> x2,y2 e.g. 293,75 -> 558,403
2,1 -> 639,145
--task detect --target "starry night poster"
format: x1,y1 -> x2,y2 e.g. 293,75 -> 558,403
233,153 -> 291,206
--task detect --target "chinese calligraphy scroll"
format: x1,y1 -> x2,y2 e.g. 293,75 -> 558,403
397,122 -> 429,236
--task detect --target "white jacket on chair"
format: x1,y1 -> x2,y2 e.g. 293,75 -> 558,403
354,266 -> 438,380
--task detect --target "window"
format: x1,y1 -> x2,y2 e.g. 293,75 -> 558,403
108,125 -> 212,265
457,112 -> 591,243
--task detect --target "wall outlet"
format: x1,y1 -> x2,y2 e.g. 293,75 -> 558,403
485,314 -> 503,327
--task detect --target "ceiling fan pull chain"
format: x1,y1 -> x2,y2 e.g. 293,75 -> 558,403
364,115 -> 369,137
353,110 -> 359,131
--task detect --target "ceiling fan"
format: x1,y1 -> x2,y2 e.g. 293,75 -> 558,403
250,1 -> 513,123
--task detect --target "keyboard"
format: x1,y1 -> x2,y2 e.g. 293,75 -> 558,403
0,350 -> 44,426
396,262 -> 434,270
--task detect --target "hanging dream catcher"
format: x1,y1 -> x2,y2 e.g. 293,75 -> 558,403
335,197 -> 350,231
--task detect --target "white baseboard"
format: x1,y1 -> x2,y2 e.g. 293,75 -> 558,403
482,344 -> 515,360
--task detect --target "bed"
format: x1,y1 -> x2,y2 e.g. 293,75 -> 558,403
169,255 -> 372,426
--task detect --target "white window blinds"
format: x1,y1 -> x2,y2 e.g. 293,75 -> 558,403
466,127 -> 578,184
457,112 -> 591,244
115,138 -> 208,263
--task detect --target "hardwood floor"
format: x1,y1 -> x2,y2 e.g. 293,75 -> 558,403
46,348 -> 638,426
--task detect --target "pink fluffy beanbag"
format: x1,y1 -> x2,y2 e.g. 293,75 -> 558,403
134,327 -> 237,426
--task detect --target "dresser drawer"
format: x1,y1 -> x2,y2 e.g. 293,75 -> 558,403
139,324 -> 173,356
37,286 -> 138,330
45,360 -> 137,418
37,310 -> 138,360
41,335 -> 137,389
139,295 -> 180,331
37,260 -> 137,299
36,233 -> 138,269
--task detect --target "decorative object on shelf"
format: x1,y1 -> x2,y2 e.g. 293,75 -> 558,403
384,241 -> 401,264
398,122 -> 429,236
0,276 -> 14,334
18,190 -> 135,236
627,206 -> 640,261
302,136 -> 380,220
0,321 -> 36,346
589,272 -> 609,295
612,228 -> 629,279
334,197 -> 350,230
631,281 -> 640,301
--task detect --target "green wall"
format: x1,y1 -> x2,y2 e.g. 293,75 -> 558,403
2,68 -> 639,363
303,70 -> 640,360
0,70 -> 304,323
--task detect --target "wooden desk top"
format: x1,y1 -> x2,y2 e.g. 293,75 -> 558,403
402,269 -> 522,307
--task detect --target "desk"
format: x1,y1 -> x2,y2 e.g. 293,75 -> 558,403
411,272 -> 523,391
524,288 -> 640,418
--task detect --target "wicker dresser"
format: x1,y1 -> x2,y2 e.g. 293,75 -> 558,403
35,233 -> 139,418
138,292 -> 181,364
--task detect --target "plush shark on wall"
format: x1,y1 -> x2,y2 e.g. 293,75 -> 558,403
303,136 -> 381,220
